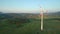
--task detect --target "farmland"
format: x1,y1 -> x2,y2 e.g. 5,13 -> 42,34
0,13 -> 60,34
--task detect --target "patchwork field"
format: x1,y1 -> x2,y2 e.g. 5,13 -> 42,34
0,17 -> 60,34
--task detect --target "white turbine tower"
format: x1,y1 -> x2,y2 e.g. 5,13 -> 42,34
40,6 -> 44,31
40,6 -> 48,31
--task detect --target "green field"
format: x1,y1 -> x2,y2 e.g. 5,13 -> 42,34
0,17 -> 60,34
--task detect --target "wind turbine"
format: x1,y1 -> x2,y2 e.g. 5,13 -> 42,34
40,6 -> 48,31
40,6 -> 44,31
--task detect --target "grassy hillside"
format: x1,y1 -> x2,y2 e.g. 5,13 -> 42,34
0,17 -> 60,34
0,13 -> 60,34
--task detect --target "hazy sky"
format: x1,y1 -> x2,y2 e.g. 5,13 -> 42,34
0,0 -> 60,13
